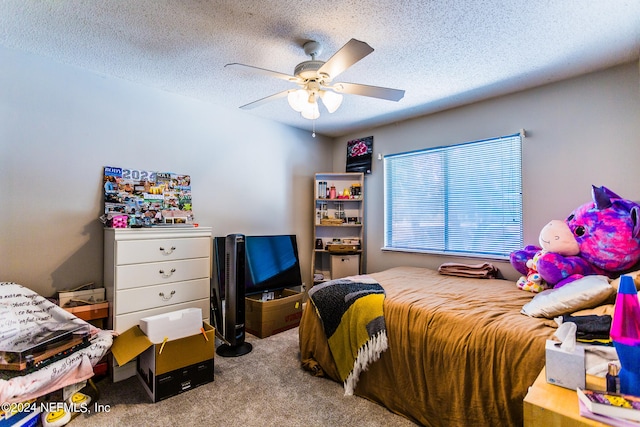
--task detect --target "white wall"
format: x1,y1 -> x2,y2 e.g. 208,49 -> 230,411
332,61 -> 640,280
0,46 -> 332,296
3,47 -> 638,294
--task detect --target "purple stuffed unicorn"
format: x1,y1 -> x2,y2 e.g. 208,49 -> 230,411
511,186 -> 640,289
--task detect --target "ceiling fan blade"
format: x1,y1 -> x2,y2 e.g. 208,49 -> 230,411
225,63 -> 300,83
333,82 -> 405,102
239,90 -> 291,109
317,39 -> 374,79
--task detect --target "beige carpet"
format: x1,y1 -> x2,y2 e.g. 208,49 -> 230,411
69,327 -> 416,426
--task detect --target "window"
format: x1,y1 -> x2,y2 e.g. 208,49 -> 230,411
383,133 -> 523,259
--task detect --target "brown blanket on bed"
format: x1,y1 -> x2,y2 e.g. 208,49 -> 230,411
438,261 -> 499,278
299,266 -> 555,427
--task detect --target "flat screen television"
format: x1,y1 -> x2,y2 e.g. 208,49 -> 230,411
213,234 -> 303,299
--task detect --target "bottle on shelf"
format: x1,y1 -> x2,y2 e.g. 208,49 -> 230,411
606,362 -> 620,393
351,183 -> 362,199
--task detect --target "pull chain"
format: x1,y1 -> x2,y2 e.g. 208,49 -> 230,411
312,119 -> 316,138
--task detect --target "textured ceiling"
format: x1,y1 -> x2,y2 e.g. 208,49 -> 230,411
2,0 -> 640,137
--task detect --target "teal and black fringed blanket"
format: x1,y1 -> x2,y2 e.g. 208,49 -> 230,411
307,276 -> 388,395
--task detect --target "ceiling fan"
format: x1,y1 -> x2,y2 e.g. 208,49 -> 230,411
225,38 -> 405,120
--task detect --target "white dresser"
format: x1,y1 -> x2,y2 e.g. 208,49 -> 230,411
104,226 -> 212,381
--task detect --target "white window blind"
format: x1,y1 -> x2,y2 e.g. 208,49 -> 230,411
383,133 -> 523,258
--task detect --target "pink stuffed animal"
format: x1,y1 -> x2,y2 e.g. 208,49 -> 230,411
511,186 -> 640,289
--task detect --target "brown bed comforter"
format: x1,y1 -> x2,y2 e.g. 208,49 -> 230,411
299,266 -> 556,426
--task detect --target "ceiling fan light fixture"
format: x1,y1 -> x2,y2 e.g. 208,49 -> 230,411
288,88 -> 320,119
287,89 -> 308,112
231,39 -> 405,116
320,90 -> 343,113
300,101 -> 320,120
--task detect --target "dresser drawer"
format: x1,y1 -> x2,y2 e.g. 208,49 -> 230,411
116,258 -> 210,290
116,237 -> 210,265
115,278 -> 210,315
112,298 -> 210,333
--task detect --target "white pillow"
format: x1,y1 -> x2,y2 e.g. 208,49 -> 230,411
521,275 -> 614,318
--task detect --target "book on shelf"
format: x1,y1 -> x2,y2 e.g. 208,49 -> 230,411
577,387 -> 640,422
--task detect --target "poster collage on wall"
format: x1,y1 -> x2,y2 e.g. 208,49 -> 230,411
102,166 -> 194,227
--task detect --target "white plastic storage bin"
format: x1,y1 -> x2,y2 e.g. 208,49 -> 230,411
139,308 -> 203,344
330,254 -> 360,280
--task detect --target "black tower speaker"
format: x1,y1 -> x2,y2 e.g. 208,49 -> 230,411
216,233 -> 252,357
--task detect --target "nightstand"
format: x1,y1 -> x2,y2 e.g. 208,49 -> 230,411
523,367 -> 608,426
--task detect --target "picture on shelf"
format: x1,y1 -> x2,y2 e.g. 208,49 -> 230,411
102,166 -> 193,227
346,136 -> 373,174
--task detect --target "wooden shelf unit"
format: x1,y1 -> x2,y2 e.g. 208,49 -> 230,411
312,172 -> 364,285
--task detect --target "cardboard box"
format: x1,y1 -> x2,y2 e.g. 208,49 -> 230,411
111,322 -> 215,402
245,289 -> 303,338
545,339 -> 585,390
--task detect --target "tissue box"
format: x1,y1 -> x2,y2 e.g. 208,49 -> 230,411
545,339 -> 585,390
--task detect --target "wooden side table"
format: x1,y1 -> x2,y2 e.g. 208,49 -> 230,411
524,367 -> 609,426
63,301 -> 109,328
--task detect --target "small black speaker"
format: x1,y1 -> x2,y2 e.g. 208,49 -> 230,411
216,233 -> 252,357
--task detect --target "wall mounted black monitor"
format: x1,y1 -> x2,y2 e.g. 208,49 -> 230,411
213,234 -> 303,298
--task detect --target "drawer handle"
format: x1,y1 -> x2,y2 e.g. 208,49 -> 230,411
159,290 -> 176,301
159,246 -> 176,255
159,268 -> 176,278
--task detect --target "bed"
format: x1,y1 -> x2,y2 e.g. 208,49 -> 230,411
299,266 -> 561,427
